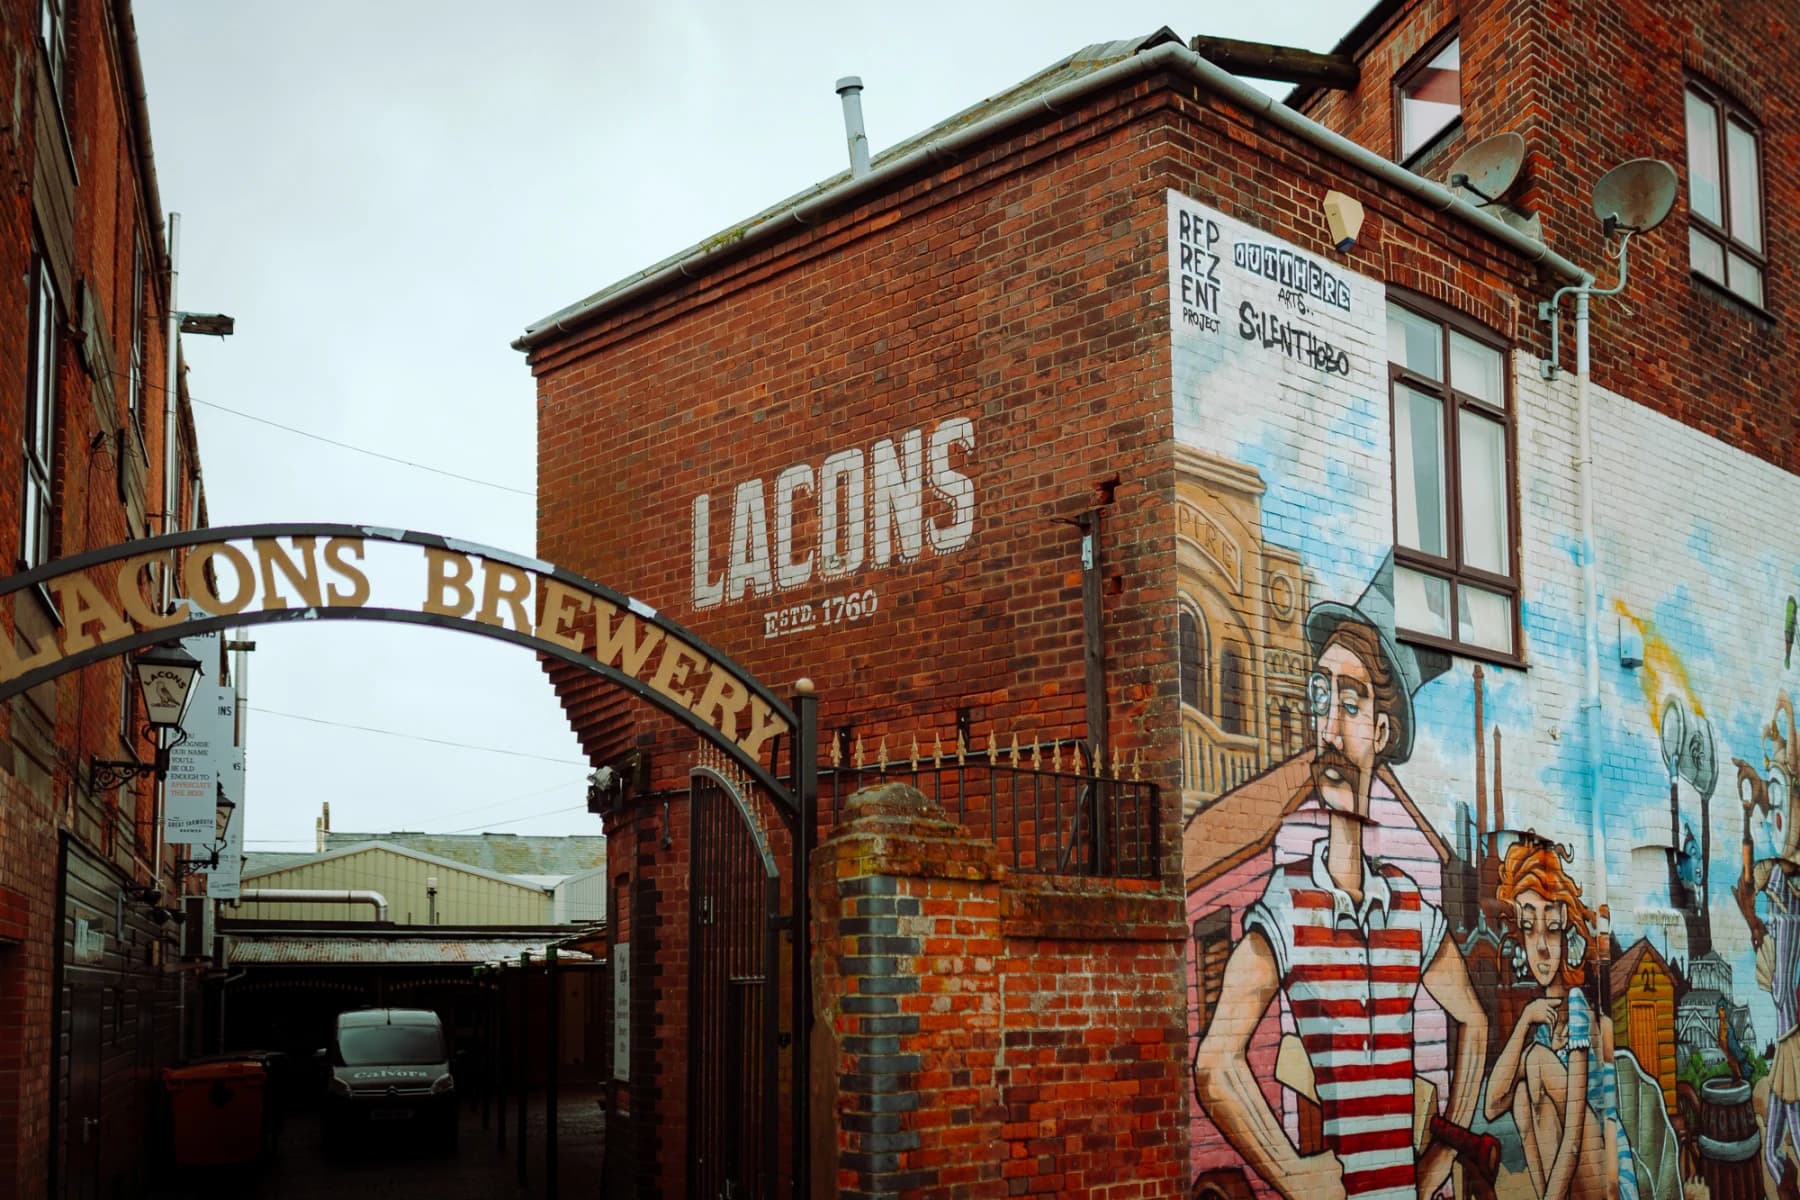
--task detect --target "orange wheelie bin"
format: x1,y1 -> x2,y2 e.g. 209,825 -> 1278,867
163,1059 -> 267,1167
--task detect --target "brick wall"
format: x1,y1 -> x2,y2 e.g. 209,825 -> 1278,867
534,22 -> 1800,1200
0,0 -> 202,1191
1301,0 -> 1800,477
813,783 -> 1184,1198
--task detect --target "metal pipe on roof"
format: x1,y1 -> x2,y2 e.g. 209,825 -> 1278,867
235,888 -> 390,922
836,76 -> 872,178
515,38 -> 1586,353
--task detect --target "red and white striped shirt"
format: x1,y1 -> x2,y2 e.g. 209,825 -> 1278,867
1243,837 -> 1446,1200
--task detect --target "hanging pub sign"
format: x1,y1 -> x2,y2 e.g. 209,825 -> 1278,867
0,527 -> 792,775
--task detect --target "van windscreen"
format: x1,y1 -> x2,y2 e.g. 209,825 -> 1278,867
337,1025 -> 445,1066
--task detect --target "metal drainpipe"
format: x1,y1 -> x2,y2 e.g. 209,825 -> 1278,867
154,213 -> 180,884
1549,236 -> 1634,971
1575,288 -> 1608,943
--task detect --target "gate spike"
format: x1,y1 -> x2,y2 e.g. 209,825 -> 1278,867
1029,740 -> 1041,770
830,735 -> 842,768
909,736 -> 919,772
1051,741 -> 1061,773
855,735 -> 865,771
877,736 -> 889,771
1111,744 -> 1122,780
1093,746 -> 1105,779
1007,733 -> 1019,767
933,732 -> 944,767
987,730 -> 998,765
956,730 -> 967,766
1132,748 -> 1142,781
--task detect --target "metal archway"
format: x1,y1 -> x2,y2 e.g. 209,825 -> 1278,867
0,521 -> 818,1197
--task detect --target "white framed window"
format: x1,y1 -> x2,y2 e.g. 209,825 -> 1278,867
39,0 -> 67,104
1395,32 -> 1461,162
1686,82 -> 1765,307
1387,295 -> 1519,661
24,254 -> 59,571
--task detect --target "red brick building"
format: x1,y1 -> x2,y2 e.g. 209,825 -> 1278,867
0,2 -> 211,1194
523,4 -> 1799,1199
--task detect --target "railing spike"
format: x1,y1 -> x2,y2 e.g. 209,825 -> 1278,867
909,736 -> 919,772
933,732 -> 944,768
1094,746 -> 1105,779
1008,733 -> 1019,767
1029,740 -> 1040,770
830,734 -> 842,768
987,730 -> 998,766
855,735 -> 865,771
1132,748 -> 1142,781
956,730 -> 967,766
1110,744 -> 1122,780
1051,740 -> 1061,773
877,736 -> 889,772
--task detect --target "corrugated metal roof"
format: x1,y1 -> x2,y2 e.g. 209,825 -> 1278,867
229,935 -> 595,966
242,841 -> 556,893
324,831 -> 605,877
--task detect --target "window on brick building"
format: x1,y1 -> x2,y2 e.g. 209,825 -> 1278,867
1685,83 -> 1765,307
24,252 -> 59,572
1387,296 -> 1518,660
129,238 -> 146,448
1395,32 -> 1461,162
39,0 -> 67,104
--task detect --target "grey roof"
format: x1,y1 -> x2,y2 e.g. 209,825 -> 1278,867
323,830 -> 605,878
242,851 -> 321,874
521,31 -> 1169,339
242,840 -> 564,892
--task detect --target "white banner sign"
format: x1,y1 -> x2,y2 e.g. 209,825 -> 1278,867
165,679 -> 234,842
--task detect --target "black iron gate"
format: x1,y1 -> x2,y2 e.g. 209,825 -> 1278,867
687,766 -> 784,1200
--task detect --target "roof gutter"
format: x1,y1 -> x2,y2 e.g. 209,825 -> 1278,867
113,0 -> 170,287
516,39 -> 1585,354
235,888 -> 391,922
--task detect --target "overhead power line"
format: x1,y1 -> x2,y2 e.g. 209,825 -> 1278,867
247,704 -> 590,766
189,396 -> 535,498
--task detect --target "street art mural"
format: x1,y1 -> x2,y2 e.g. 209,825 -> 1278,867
1169,189 -> 1800,1200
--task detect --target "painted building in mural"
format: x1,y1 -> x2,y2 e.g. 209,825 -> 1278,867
522,1 -> 1800,1197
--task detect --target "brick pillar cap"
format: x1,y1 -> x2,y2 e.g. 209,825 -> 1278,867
841,781 -> 948,824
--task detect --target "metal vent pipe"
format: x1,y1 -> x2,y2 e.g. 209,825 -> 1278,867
233,888 -> 390,922
836,76 -> 871,178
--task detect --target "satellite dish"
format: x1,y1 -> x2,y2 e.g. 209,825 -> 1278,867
1447,133 -> 1526,205
1592,158 -> 1679,235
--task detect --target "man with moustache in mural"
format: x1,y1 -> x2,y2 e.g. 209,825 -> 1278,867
1194,557 -> 1487,1200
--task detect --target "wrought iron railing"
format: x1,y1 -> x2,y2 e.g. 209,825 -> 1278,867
816,738 -> 1160,881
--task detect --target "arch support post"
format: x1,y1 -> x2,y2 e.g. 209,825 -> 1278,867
791,680 -> 818,1199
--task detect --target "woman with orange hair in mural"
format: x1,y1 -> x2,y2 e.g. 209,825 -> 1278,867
1484,839 -> 1637,1200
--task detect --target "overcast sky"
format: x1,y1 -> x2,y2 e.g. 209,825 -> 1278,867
133,2 -> 1358,853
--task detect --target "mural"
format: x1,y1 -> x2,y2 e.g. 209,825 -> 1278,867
1166,190 -> 1800,1200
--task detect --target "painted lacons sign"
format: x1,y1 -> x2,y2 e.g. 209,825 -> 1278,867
688,418 -> 978,637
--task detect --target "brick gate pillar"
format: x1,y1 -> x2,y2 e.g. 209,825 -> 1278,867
810,782 -> 1007,1200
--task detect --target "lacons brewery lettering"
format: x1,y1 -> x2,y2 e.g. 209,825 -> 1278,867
689,418 -> 977,610
0,535 -> 788,758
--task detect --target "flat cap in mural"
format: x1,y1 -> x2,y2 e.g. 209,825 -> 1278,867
1303,549 -> 1450,766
